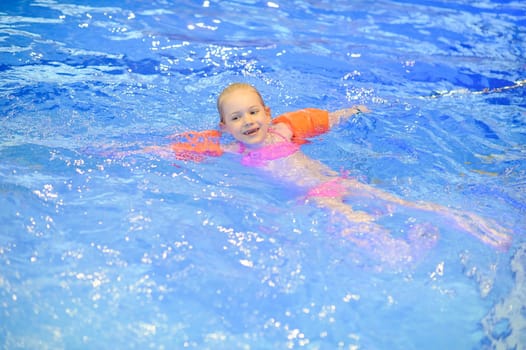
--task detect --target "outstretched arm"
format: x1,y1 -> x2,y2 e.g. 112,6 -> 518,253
328,105 -> 370,128
110,130 -> 225,162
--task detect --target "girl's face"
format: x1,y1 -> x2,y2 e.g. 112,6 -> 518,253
219,88 -> 271,148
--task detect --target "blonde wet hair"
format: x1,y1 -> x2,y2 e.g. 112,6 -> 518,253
217,83 -> 265,122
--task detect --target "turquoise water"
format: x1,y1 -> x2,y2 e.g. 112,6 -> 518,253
1,0 -> 525,349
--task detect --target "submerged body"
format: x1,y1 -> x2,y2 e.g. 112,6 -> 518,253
226,116 -> 510,263
146,82 -> 512,264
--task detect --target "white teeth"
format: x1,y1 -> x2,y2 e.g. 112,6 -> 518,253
244,128 -> 259,135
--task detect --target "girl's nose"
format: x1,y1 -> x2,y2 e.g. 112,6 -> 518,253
243,112 -> 254,123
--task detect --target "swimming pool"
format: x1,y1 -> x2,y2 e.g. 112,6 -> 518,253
1,0 -> 525,348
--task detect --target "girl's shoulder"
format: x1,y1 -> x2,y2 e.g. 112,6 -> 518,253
270,121 -> 293,141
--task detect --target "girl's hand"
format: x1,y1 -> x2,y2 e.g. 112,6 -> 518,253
329,105 -> 370,127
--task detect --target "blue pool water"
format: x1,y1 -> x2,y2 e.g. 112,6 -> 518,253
1,0 -> 525,349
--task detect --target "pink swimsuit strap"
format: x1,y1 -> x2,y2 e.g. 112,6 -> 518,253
239,129 -> 300,167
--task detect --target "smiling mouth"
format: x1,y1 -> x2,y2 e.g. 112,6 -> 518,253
243,127 -> 259,136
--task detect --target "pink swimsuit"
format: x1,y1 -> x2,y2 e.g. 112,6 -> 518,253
238,130 -> 347,198
238,129 -> 300,167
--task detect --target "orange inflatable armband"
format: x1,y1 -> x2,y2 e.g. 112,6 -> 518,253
170,130 -> 223,162
272,108 -> 329,144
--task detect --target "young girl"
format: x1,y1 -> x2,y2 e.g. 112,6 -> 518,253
147,83 -> 512,264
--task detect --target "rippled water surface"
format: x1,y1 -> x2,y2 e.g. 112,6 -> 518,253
1,0 -> 525,349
